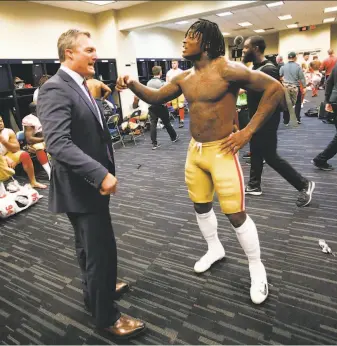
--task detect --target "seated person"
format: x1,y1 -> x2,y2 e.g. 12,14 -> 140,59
22,103 -> 51,179
0,115 -> 46,189
33,75 -> 51,104
120,96 -> 149,132
0,154 -> 15,198
86,77 -> 112,100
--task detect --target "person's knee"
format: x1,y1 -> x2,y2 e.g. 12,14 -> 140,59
36,150 -> 48,165
226,211 -> 246,228
19,151 -> 32,166
194,202 -> 213,214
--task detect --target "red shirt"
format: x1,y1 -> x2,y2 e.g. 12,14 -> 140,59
320,55 -> 337,76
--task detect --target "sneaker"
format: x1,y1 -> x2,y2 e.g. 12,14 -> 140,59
242,152 -> 251,159
250,264 -> 268,304
152,144 -> 161,150
297,120 -> 302,124
245,186 -> 262,196
284,123 -> 289,127
311,159 -> 334,171
194,245 -> 225,273
172,135 -> 180,143
296,181 -> 315,207
179,121 -> 184,128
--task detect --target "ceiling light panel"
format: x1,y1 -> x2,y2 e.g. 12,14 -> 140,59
323,17 -> 335,23
222,32 -> 231,35
287,24 -> 298,28
84,1 -> 116,5
278,14 -> 292,20
238,22 -> 252,27
175,21 -> 189,25
266,1 -> 284,8
324,6 -> 337,13
216,12 -> 233,17
254,29 -> 265,33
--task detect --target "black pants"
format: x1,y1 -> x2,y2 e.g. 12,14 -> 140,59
67,208 -> 120,328
149,105 -> 177,145
314,104 -> 337,164
283,86 -> 302,124
249,129 -> 308,191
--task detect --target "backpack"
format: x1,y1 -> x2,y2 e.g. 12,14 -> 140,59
305,107 -> 319,117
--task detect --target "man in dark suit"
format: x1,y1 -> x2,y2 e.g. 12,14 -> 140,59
37,29 -> 145,338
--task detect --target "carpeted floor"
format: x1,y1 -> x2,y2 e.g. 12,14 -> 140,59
1,91 -> 337,345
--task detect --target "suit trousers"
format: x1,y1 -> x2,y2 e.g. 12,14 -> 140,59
67,208 -> 121,328
248,130 -> 308,191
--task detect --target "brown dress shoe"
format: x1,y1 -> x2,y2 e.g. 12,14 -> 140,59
104,314 -> 145,338
116,281 -> 129,296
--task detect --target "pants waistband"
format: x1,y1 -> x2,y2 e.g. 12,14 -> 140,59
190,136 -> 228,147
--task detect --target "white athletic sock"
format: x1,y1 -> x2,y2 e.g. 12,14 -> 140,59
42,163 -> 51,180
0,182 -> 6,197
233,214 -> 265,278
194,209 -> 225,273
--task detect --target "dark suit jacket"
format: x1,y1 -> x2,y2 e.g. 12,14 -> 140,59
37,69 -> 115,213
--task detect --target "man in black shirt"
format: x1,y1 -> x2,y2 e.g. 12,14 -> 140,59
312,65 -> 337,170
242,36 -> 315,207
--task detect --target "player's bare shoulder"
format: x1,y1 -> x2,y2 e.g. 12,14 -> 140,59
218,58 -> 250,82
170,68 -> 193,85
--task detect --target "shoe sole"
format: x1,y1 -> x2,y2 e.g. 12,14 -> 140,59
102,325 -> 146,340
300,181 -> 316,207
194,255 -> 226,274
245,191 -> 262,196
251,286 -> 269,305
311,160 -> 333,171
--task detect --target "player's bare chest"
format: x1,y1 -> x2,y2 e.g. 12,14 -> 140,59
181,73 -> 229,102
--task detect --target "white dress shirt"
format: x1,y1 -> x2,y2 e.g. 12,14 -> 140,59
60,65 -> 103,128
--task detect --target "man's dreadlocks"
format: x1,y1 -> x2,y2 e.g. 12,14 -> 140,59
185,19 -> 225,59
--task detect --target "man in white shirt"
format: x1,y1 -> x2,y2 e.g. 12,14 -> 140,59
166,60 -> 185,128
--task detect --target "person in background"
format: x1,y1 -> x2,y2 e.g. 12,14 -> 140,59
276,55 -> 284,73
33,75 -> 51,104
242,36 -> 314,205
320,49 -> 337,83
309,60 -> 322,97
280,52 -> 306,125
301,52 -> 310,73
300,52 -> 310,107
86,76 -> 112,100
166,60 -> 185,128
22,103 -> 51,179
236,89 -> 251,161
0,115 -> 47,189
312,64 -> 337,171
120,96 -> 149,133
147,66 -> 179,149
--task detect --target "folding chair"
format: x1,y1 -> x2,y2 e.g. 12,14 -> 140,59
106,114 -> 125,151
